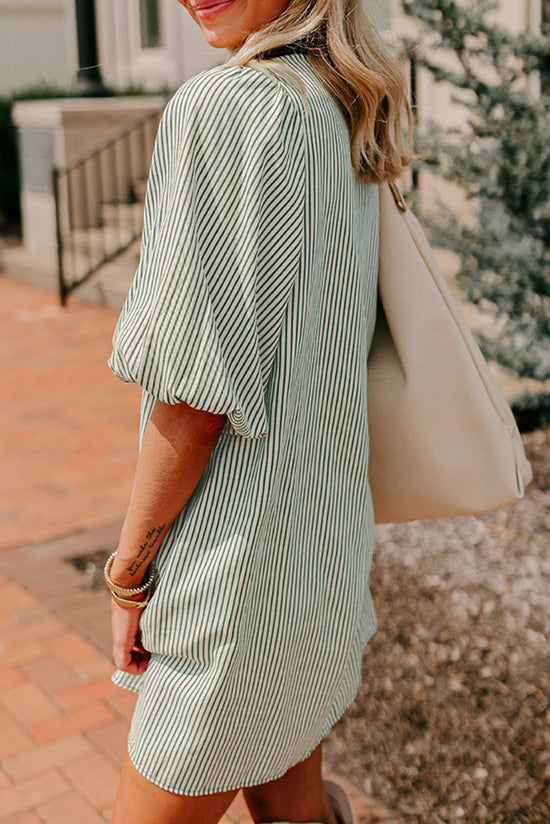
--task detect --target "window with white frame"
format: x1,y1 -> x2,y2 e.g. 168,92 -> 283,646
139,0 -> 163,49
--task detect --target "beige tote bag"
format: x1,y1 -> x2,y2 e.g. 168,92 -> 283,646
367,182 -> 532,524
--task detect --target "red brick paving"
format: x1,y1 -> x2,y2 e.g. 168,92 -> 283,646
0,276 -> 384,823
0,276 -> 140,551
36,792 -> 106,824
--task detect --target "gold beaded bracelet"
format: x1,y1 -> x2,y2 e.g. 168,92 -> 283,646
104,551 -> 155,598
110,590 -> 151,610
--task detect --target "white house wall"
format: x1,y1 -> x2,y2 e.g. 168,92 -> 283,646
94,0 -> 221,92
0,0 -> 70,95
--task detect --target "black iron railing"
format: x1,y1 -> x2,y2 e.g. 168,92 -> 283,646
52,109 -> 162,304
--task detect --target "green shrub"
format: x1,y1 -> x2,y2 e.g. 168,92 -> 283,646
403,0 -> 550,427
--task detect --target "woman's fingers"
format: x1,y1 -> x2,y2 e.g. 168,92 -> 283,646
111,602 -> 151,675
113,640 -> 151,674
114,647 -> 151,675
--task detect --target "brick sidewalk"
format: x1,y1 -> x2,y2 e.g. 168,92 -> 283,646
0,565 -> 266,824
0,276 -> 140,551
0,276 -> 387,823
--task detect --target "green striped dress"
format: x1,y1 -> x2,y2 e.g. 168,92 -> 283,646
109,51 -> 379,796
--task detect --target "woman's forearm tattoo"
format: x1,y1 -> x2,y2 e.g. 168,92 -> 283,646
126,523 -> 166,576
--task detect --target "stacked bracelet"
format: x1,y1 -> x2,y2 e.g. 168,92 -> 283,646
104,550 -> 155,604
110,590 -> 151,610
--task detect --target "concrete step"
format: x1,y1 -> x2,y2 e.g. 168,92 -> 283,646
66,223 -> 139,264
75,243 -> 139,310
57,203 -> 142,303
1,239 -> 138,311
1,196 -> 142,310
1,244 -> 59,292
99,200 -> 143,232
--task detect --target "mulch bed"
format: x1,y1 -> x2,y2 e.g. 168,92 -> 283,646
326,428 -> 550,823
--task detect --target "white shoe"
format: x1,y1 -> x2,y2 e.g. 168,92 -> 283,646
324,778 -> 357,824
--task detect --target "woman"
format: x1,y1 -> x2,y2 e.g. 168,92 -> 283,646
106,1 -> 412,822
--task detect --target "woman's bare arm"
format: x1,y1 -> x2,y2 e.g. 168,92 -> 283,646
111,399 -> 226,587
109,399 -> 226,674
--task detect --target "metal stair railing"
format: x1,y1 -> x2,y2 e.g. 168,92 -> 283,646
52,108 -> 163,305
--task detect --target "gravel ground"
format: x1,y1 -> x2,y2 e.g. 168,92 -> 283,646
326,428 -> 550,824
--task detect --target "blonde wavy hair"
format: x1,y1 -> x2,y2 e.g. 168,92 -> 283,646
228,0 -> 414,183
182,1 -> 413,183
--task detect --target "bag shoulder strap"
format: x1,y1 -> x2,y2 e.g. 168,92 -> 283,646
387,180 -> 407,212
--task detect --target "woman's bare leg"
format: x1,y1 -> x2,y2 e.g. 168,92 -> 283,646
243,743 -> 337,824
111,753 -> 238,824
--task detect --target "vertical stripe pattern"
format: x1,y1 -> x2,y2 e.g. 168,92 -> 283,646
109,53 -> 379,796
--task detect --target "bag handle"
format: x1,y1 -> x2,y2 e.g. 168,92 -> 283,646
388,180 -> 407,212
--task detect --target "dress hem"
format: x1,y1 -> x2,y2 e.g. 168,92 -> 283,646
111,670 -> 140,694
122,677 -> 363,797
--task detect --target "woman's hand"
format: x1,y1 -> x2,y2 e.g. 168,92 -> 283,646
111,600 -> 151,675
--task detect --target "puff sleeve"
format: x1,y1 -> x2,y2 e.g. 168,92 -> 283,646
108,65 -> 305,438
